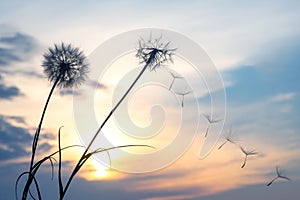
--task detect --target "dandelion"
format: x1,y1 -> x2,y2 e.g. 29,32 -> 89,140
218,128 -> 240,150
60,35 -> 176,199
136,35 -> 176,71
42,43 -> 88,88
21,43 -> 88,200
267,166 -> 291,186
240,146 -> 258,168
203,114 -> 222,137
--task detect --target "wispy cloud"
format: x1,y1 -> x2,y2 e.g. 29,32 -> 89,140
0,115 -> 32,160
0,82 -> 22,100
0,115 -> 53,161
59,89 -> 81,97
268,92 -> 296,102
87,80 -> 108,90
0,32 -> 39,68
0,75 -> 22,100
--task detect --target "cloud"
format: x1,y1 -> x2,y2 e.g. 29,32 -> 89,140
0,32 -> 39,67
0,115 -> 32,160
0,31 -> 43,100
0,75 -> 23,100
0,30 -> 44,82
59,89 -> 81,96
0,115 -> 52,161
3,115 -> 26,125
87,79 -> 107,90
0,82 -> 22,100
268,92 -> 296,102
223,36 -> 300,106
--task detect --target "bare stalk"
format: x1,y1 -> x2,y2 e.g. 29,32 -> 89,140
22,77 -> 60,200
61,63 -> 149,199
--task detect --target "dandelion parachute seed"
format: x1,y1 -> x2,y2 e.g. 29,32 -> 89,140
240,146 -> 258,168
267,166 -> 291,186
202,114 -> 222,137
218,128 -> 239,150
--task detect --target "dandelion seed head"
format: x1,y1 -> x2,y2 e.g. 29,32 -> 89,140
42,43 -> 88,88
136,35 -> 176,71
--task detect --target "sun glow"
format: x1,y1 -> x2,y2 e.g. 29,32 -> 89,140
94,166 -> 109,178
79,159 -> 126,181
90,160 -> 110,179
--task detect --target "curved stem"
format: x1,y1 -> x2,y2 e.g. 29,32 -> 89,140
61,64 -> 149,199
86,64 -> 148,152
17,145 -> 84,200
30,78 -> 60,170
23,78 -> 60,200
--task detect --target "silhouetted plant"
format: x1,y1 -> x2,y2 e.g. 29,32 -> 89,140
16,35 -> 175,200
17,43 -> 88,200
60,35 -> 176,199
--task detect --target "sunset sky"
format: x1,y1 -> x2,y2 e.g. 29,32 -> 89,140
1,0 -> 300,199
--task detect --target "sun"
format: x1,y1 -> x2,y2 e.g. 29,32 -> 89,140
91,160 -> 110,179
79,157 -> 126,181
79,159 -> 110,181
93,163 -> 109,178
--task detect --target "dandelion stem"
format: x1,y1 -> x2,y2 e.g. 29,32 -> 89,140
23,76 -> 60,200
86,63 -> 148,158
61,63 -> 149,199
30,77 -> 60,170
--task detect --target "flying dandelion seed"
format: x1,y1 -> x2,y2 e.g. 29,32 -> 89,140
218,128 -> 240,150
267,166 -> 291,186
168,70 -> 183,90
203,114 -> 222,137
174,89 -> 192,108
240,146 -> 258,168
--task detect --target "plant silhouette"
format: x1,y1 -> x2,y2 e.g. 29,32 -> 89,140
16,35 -> 175,199
267,166 -> 291,186
60,35 -> 176,199
18,43 -> 88,200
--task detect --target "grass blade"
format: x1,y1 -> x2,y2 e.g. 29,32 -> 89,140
58,126 -> 64,199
